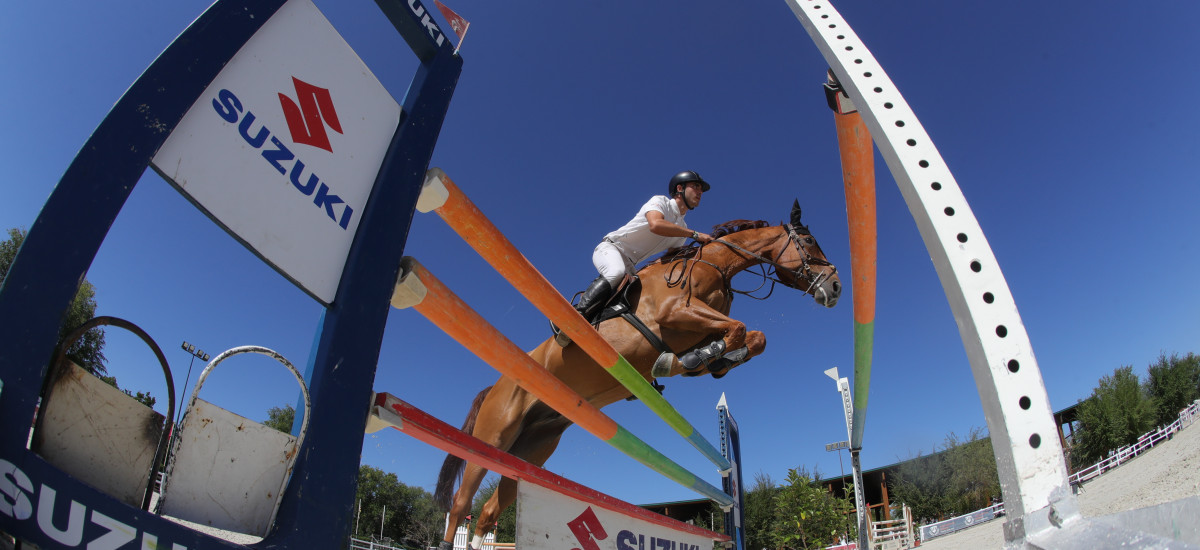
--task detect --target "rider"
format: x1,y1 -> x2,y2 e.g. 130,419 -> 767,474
563,170 -> 715,336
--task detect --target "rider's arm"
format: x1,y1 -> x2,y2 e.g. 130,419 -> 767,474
645,210 -> 713,243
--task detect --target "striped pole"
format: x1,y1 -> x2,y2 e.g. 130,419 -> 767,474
416,168 -> 731,472
370,392 -> 731,541
835,107 -> 877,450
392,258 -> 734,507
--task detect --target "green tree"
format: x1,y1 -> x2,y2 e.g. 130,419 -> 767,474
744,471 -> 778,550
939,429 -> 1000,514
889,428 -> 1000,522
355,465 -> 443,548
688,501 -> 725,533
470,477 -> 516,542
1073,365 -> 1154,466
889,450 -> 949,523
262,403 -> 296,434
98,375 -> 157,409
0,227 -> 107,375
770,466 -> 853,549
1145,352 -> 1200,426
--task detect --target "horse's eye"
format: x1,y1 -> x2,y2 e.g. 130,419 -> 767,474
805,237 -> 814,245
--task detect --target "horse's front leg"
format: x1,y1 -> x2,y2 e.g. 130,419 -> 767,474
654,301 -> 749,373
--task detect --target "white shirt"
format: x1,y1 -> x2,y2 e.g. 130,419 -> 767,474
602,195 -> 689,265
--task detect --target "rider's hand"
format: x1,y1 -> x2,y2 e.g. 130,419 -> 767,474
692,231 -> 713,243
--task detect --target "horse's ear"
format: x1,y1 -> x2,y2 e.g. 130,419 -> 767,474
790,199 -> 803,226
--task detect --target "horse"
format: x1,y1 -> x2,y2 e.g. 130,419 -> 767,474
434,200 -> 840,549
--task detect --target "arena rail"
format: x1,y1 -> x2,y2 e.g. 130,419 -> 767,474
391,257 -> 734,507
415,167 -> 731,473
1068,400 -> 1199,486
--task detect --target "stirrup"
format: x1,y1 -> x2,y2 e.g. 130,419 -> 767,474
551,321 -> 572,347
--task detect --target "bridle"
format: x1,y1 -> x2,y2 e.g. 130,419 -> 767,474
665,224 -> 836,300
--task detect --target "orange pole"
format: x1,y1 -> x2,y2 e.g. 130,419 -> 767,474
405,258 -> 619,439
432,174 -> 617,367
835,110 -> 876,449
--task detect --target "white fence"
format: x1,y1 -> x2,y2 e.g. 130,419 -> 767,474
1067,400 -> 1199,486
869,505 -> 913,550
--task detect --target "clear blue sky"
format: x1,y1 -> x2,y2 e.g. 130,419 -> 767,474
4,0 -> 1199,510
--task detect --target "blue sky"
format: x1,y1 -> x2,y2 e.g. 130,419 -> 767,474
3,0 -> 1199,511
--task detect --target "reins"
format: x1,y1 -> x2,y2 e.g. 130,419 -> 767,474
663,224 -> 835,302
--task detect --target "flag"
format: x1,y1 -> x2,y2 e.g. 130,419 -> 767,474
434,0 -> 470,48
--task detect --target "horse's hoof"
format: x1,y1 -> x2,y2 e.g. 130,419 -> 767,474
651,352 -> 677,377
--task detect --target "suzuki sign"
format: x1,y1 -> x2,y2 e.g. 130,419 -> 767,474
516,482 -> 713,550
152,0 -> 401,303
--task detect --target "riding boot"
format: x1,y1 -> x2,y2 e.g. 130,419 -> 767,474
575,276 -> 614,323
553,276 -> 613,346
679,339 -> 727,373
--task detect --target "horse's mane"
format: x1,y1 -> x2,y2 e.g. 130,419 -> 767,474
653,219 -> 772,264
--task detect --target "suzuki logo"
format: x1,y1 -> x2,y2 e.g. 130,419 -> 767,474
278,77 -> 343,153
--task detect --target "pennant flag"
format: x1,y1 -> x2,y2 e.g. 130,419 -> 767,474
434,0 -> 471,53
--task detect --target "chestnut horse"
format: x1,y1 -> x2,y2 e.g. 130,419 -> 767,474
434,201 -> 839,548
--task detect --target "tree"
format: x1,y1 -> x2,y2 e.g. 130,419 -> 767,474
355,465 -> 443,548
99,375 -> 157,409
939,429 -> 1000,514
743,471 -> 779,550
0,227 -> 107,375
889,450 -> 949,523
1073,365 -> 1154,466
263,403 -> 296,434
1145,352 -> 1200,426
888,428 -> 1000,522
770,466 -> 854,550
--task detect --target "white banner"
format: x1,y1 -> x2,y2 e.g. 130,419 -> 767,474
516,482 -> 713,550
152,0 -> 402,303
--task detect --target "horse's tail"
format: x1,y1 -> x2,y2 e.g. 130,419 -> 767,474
434,385 -> 491,511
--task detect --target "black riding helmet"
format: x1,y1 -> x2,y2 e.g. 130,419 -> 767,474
668,170 -> 711,196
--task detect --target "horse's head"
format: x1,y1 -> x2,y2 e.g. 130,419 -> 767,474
773,200 -> 840,308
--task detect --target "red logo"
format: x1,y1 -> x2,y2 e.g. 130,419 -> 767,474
568,507 -> 609,550
278,77 -> 343,153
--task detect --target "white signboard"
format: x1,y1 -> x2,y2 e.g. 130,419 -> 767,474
151,0 -> 402,303
516,482 -> 713,550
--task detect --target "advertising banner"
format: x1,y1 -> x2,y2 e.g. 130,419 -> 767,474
517,482 -> 712,550
152,0 -> 402,303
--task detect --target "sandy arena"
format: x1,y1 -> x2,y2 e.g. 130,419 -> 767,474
920,416 -> 1200,548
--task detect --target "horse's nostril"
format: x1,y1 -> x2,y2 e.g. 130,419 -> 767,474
833,280 -> 841,293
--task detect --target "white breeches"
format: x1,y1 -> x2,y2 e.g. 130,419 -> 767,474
592,241 -> 633,287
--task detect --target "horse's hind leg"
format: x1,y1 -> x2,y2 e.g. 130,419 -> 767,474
473,419 -> 568,543
443,462 -> 489,546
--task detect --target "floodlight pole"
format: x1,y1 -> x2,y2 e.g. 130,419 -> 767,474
179,340 -> 211,422
826,367 -> 868,549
